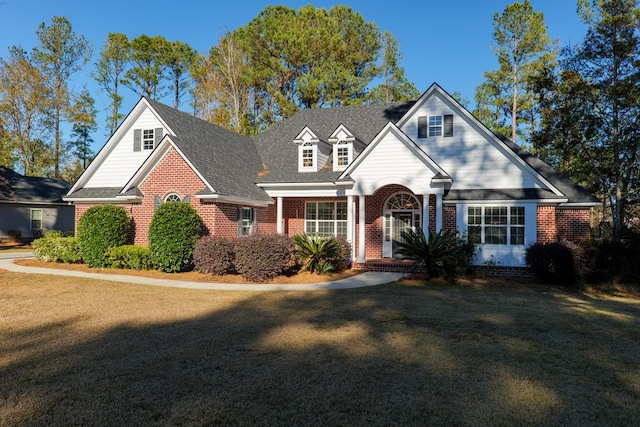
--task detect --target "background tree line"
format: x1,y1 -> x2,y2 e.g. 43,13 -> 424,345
1,1 -> 639,238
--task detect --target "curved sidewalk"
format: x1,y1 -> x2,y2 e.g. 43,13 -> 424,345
0,252 -> 404,291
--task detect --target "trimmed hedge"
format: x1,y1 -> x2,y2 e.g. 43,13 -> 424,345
77,205 -> 130,268
105,245 -> 152,270
193,236 -> 236,275
234,234 -> 295,282
32,231 -> 82,263
149,202 -> 202,273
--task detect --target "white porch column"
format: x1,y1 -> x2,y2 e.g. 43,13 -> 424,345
422,194 -> 430,239
358,195 -> 366,262
436,192 -> 443,232
276,197 -> 283,234
347,195 -> 355,260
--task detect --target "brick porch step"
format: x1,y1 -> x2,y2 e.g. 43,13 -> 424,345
352,259 -> 417,273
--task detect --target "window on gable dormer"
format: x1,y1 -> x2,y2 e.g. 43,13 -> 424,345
299,141 -> 316,171
334,140 -> 352,171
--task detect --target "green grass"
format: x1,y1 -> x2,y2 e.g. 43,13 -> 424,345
1,272 -> 639,426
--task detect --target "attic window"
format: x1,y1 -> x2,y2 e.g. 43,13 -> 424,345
299,141 -> 316,172
143,129 -> 155,150
164,193 -> 181,202
333,140 -> 352,171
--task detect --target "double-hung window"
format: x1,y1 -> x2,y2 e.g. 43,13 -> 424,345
142,129 -> 155,150
305,201 -> 347,238
30,209 -> 42,230
239,207 -> 257,236
418,115 -> 454,138
468,206 -> 525,245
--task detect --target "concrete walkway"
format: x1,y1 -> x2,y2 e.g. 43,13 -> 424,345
0,252 -> 404,291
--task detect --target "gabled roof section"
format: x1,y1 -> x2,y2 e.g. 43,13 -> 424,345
293,126 -> 328,146
328,124 -> 355,142
397,82 -> 599,205
67,97 -> 171,195
1,167 -> 70,204
338,122 -> 450,181
139,99 -> 272,204
254,101 -> 414,184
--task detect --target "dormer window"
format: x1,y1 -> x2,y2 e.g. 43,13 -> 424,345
299,141 -> 316,171
333,140 -> 352,171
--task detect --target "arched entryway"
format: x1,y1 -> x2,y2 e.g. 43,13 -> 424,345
383,192 -> 422,258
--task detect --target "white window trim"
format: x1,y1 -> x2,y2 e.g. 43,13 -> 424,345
164,193 -> 181,202
299,142 -> 317,172
333,140 -> 352,171
30,208 -> 43,230
304,201 -> 348,238
239,207 -> 257,236
142,129 -> 155,150
465,204 -> 527,246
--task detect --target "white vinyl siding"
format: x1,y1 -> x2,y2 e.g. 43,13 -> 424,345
85,108 -> 166,188
400,95 -> 543,190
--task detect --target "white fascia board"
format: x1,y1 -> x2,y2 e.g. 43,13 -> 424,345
62,197 -> 121,203
195,194 -> 272,207
559,201 -> 601,207
258,182 -> 339,188
444,198 -> 569,205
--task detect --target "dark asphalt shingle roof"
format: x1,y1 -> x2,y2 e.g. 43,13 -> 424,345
143,98 -> 272,203
0,167 -> 70,203
253,102 -> 414,183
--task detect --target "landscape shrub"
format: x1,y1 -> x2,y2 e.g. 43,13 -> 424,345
105,245 -> 152,270
193,236 -> 236,275
77,205 -> 130,267
149,202 -> 202,272
32,232 -> 82,263
293,233 -> 350,274
396,228 -> 475,278
525,240 -> 583,287
583,237 -> 640,285
234,234 -> 295,282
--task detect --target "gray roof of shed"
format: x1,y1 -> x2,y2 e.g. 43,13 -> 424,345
253,102 -> 414,183
0,167 -> 70,204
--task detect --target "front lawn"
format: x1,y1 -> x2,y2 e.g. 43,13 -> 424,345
1,272 -> 638,425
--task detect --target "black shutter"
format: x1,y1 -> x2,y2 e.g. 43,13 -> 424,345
444,115 -> 453,137
133,129 -> 141,151
418,116 -> 427,138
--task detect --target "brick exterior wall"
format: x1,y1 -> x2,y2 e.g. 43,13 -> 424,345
537,205 -> 591,243
73,147 -> 270,245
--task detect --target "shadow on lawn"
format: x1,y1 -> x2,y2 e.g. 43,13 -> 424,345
1,283 -> 639,426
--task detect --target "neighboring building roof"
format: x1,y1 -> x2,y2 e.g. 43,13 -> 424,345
253,102 -> 414,184
143,98 -> 272,203
0,167 -> 70,204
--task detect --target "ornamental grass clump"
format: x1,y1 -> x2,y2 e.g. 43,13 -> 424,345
148,202 -> 202,273
77,205 -> 131,268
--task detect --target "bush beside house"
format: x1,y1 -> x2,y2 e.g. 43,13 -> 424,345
77,205 -> 131,268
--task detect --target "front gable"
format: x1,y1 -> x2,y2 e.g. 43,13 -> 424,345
396,84 -> 563,197
67,98 -> 173,195
341,123 -> 450,195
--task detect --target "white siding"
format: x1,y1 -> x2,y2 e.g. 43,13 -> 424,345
401,95 -> 542,190
348,131 -> 436,195
85,108 -> 166,188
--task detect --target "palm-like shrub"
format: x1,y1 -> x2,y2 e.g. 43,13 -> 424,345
294,233 -> 343,274
396,228 -> 475,278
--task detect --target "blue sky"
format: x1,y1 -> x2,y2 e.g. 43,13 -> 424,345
0,0 -> 588,150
